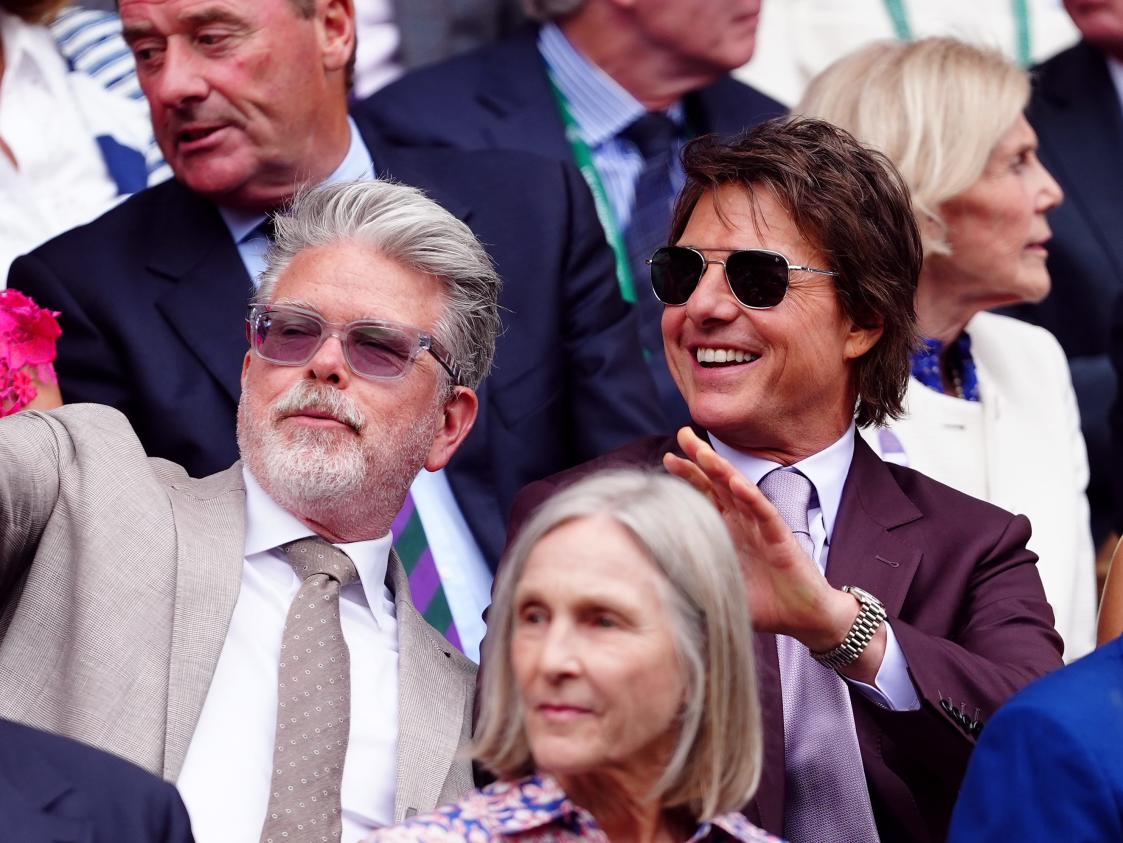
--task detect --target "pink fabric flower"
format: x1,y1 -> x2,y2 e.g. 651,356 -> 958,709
0,289 -> 62,416
0,289 -> 62,370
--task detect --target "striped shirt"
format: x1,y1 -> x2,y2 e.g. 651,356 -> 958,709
536,21 -> 684,230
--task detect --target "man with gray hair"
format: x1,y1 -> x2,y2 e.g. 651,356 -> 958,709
359,0 -> 784,424
0,180 -> 497,843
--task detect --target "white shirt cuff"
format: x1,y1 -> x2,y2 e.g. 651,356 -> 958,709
844,621 -> 920,711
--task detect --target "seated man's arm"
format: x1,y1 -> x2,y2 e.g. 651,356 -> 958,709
0,411 -> 65,593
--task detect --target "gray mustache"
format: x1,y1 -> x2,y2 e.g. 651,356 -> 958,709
271,381 -> 366,432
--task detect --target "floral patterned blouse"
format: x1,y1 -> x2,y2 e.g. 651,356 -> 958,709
364,774 -> 784,842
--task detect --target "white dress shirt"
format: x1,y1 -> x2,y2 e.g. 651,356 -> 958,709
711,426 -> 920,711
218,123 -> 495,660
177,468 -> 399,843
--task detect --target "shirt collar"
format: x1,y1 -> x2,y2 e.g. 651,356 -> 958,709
241,465 -> 392,618
218,116 -> 376,245
537,21 -> 683,148
710,424 -> 856,541
0,11 -> 69,103
1108,54 -> 1123,116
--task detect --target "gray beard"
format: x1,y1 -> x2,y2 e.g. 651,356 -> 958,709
237,379 -> 437,538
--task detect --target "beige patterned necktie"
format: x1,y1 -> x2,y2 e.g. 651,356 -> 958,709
259,537 -> 359,843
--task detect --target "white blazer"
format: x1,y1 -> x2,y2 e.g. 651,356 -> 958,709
862,312 -> 1096,660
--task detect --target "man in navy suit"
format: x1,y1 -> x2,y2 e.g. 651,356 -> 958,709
7,0 -> 662,595
358,0 -> 784,424
0,718 -> 195,843
1010,0 -> 1123,545
947,636 -> 1123,840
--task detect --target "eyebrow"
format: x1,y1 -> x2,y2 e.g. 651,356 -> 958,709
122,6 -> 245,43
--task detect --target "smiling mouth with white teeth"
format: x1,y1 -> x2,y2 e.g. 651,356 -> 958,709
695,347 -> 761,367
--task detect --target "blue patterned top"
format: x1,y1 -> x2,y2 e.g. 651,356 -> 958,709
910,334 -> 980,402
365,775 -> 783,842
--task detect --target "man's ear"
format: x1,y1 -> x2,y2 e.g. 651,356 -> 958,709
317,0 -> 354,74
424,387 -> 479,472
844,319 -> 884,362
240,350 -> 253,390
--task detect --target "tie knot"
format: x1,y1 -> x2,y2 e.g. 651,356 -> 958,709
282,537 -> 359,586
758,468 -> 814,536
621,112 -> 679,161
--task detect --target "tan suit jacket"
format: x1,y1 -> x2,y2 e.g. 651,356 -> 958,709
0,404 -> 475,821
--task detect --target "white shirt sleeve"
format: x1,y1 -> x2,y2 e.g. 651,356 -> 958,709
842,621 -> 920,711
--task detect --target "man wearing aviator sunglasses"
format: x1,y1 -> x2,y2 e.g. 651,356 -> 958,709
509,119 -> 1064,843
0,181 -> 501,842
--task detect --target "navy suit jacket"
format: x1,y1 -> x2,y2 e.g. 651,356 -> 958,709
8,119 -> 663,568
948,635 -> 1123,841
0,719 -> 194,843
509,432 -> 1064,843
357,25 -> 785,161
1013,39 -> 1123,540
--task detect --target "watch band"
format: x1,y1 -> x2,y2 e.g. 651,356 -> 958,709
810,586 -> 887,670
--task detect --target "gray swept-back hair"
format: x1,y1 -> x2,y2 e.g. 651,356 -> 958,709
521,0 -> 583,21
255,180 -> 502,390
475,469 -> 763,821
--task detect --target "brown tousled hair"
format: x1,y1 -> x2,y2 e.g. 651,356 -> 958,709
670,117 -> 922,428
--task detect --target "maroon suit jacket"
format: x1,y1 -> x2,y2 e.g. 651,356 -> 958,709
508,431 -> 1064,842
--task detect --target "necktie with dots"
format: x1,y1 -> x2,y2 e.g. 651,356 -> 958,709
259,537 -> 359,843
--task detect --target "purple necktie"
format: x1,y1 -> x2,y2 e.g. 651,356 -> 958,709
758,468 -> 881,843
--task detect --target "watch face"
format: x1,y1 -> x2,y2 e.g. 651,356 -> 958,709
846,586 -> 882,607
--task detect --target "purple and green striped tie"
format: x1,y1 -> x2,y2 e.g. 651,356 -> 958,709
391,492 -> 462,651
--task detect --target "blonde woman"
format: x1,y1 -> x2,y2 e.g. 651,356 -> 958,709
799,38 -> 1095,660
367,470 -> 780,843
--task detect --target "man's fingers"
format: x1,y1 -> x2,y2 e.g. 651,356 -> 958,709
664,453 -> 714,499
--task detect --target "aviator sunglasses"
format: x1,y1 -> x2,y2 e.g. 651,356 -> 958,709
246,303 -> 463,385
648,246 -> 839,309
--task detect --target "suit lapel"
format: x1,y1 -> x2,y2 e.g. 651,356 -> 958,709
387,550 -> 475,821
826,437 -> 923,620
148,183 -> 253,405
1035,41 -> 1123,278
472,28 -> 572,159
162,463 -> 247,780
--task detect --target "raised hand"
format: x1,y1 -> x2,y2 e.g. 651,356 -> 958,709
663,427 -> 859,654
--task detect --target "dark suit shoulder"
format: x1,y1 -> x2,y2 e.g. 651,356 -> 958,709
507,433 -> 676,541
1031,39 -> 1106,95
21,178 -> 190,258
0,719 -> 194,843
358,27 -> 543,147
882,458 -> 1025,525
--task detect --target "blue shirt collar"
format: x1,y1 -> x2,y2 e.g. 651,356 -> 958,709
218,116 -> 375,245
537,21 -> 683,148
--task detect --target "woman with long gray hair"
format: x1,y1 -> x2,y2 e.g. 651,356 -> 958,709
366,469 -> 781,842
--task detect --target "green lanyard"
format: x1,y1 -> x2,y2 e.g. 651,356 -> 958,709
883,0 -> 1032,66
546,74 -> 637,303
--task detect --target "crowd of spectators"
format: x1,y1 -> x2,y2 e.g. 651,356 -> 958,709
1,0 -> 1120,841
